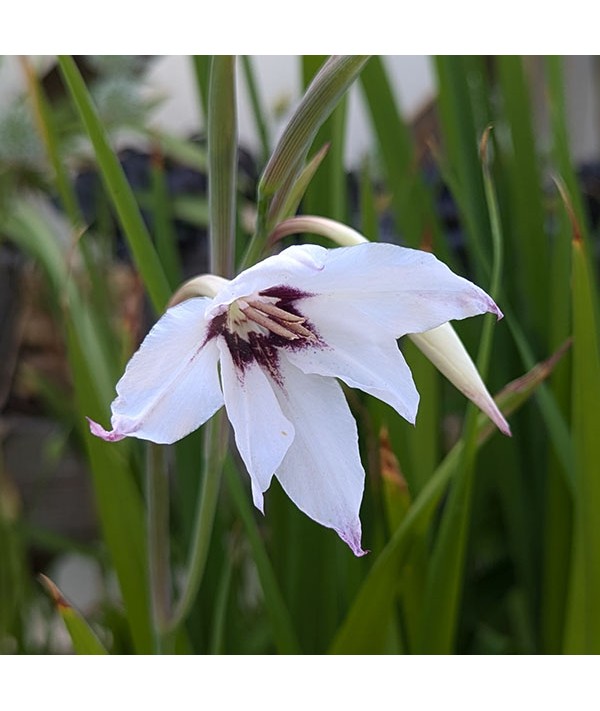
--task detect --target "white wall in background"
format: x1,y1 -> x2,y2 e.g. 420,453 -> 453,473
145,55 -> 436,168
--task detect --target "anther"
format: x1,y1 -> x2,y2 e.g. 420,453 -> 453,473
248,299 -> 306,323
243,305 -> 301,340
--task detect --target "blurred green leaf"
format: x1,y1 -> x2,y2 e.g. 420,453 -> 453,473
40,575 -> 108,654
564,233 -> 600,653
58,55 -> 171,313
360,56 -> 445,255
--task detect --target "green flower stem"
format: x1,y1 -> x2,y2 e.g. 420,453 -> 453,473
208,55 -> 237,279
146,443 -> 173,653
166,411 -> 228,632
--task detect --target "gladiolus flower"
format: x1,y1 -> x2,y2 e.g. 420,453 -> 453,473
88,242 -> 506,555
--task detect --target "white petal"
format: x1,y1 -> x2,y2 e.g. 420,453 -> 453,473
300,242 -> 502,336
410,323 -> 511,436
284,298 -> 420,423
218,341 -> 294,512
207,244 -> 327,314
208,242 -> 500,339
89,298 -> 223,444
273,358 -> 367,556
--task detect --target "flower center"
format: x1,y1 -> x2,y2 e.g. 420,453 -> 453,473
208,287 -> 317,384
227,295 -> 316,342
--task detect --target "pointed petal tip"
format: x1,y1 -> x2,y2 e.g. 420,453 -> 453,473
251,483 -> 266,515
338,524 -> 369,557
498,417 -> 512,438
492,302 -> 504,321
86,417 -> 125,442
473,397 -> 511,437
481,291 -> 503,320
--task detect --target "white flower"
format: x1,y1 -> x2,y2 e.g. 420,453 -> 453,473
88,242 -> 505,556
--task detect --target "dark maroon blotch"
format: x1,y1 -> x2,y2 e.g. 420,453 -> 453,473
205,286 -> 323,385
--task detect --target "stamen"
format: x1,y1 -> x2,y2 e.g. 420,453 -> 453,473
243,305 -> 301,340
248,299 -> 306,323
283,321 -> 317,340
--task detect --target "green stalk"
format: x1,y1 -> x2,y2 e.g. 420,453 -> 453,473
23,56 -> 117,379
146,444 -> 173,653
208,55 -> 237,278
58,55 -> 171,313
167,412 -> 228,632
209,544 -> 235,654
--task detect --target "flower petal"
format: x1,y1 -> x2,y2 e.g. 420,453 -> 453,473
217,341 -> 294,512
88,298 -> 223,444
410,323 -> 511,436
273,358 -> 367,556
284,297 -> 420,423
208,242 -> 500,339
298,242 -> 501,335
207,244 -> 326,315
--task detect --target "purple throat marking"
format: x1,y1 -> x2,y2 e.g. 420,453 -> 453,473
207,286 -> 320,384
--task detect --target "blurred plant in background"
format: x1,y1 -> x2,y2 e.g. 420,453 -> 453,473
0,55 -> 598,655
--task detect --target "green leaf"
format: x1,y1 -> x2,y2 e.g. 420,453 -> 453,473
191,55 -> 212,122
434,56 -> 490,279
564,236 -> 600,653
359,56 -> 445,255
58,55 -> 171,313
497,56 -> 548,340
40,575 -> 108,654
